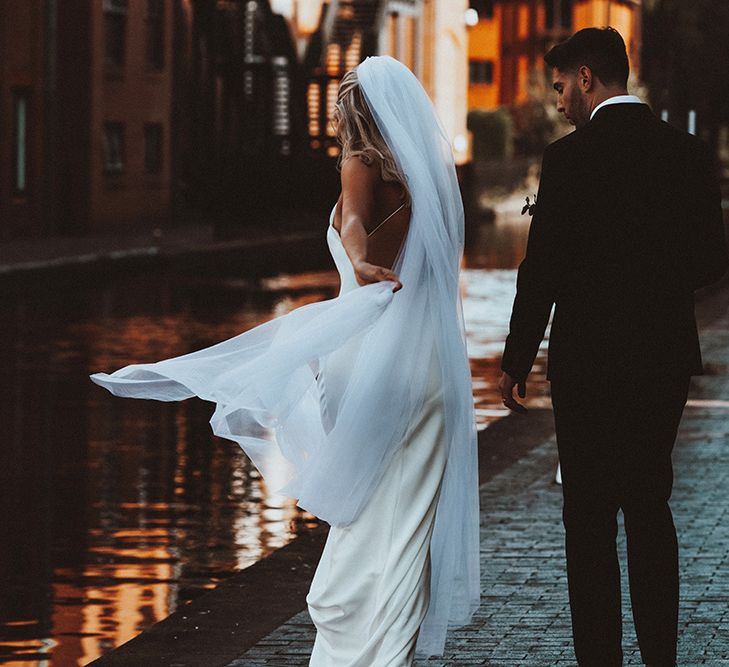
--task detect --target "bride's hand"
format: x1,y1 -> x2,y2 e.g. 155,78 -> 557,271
353,260 -> 402,292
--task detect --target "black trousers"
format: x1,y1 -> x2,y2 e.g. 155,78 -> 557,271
550,375 -> 690,667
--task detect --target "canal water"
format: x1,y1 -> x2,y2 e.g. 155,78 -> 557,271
0,210 -> 551,666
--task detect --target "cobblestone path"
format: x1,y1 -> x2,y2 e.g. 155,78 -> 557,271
228,285 -> 729,666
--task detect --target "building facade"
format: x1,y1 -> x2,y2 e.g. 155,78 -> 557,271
0,0 -> 176,241
1,0 -> 472,242
467,0 -> 642,110
63,0 -> 175,235
221,0 -> 471,226
280,0 -> 469,165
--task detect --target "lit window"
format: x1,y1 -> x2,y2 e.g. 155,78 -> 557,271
144,123 -> 163,174
103,123 -> 125,174
345,32 -> 362,70
326,80 -> 338,137
307,82 -> 321,137
13,89 -> 30,194
326,43 -> 341,77
272,57 -> 291,140
387,13 -> 398,57
402,16 -> 416,71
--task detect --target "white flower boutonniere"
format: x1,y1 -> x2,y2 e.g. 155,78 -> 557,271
521,195 -> 537,217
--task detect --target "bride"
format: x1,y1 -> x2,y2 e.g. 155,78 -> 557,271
90,55 -> 480,664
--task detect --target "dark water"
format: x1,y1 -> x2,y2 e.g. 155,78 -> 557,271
0,211 -> 550,666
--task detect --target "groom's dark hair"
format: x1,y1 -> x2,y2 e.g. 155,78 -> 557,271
545,27 -> 629,87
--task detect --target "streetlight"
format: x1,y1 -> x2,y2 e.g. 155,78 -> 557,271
274,0 -> 323,61
295,0 -> 325,36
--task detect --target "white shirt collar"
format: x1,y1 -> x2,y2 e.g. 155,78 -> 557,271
590,94 -> 642,120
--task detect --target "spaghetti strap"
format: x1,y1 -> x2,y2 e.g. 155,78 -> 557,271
367,202 -> 408,238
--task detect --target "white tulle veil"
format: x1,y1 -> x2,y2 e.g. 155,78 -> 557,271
90,55 -> 480,657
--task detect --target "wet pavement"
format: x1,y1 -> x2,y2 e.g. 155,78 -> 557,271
0,206 -> 543,666
227,273 -> 729,666
2,200 -> 726,666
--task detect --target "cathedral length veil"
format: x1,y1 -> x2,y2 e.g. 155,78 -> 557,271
89,55 -> 480,657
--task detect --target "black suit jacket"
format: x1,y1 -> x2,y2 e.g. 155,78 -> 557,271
501,103 -> 729,383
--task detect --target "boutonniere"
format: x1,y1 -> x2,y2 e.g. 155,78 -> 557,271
521,195 -> 537,216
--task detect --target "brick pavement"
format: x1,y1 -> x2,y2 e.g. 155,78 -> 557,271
227,282 -> 729,666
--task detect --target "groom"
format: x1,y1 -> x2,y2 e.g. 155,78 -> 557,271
499,28 -> 728,666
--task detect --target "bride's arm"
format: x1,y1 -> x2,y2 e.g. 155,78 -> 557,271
340,157 -> 403,292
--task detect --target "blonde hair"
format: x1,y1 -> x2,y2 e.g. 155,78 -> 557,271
333,68 -> 410,205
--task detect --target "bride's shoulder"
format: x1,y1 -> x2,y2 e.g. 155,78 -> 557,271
341,152 -> 380,182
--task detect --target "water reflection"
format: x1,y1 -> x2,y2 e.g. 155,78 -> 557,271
0,214 -> 545,665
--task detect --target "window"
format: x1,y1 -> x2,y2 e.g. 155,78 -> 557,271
546,0 -> 572,29
402,15 -> 416,71
387,12 -> 398,58
560,0 -> 573,28
470,59 -> 494,85
146,0 -> 165,70
103,123 -> 125,174
144,123 -> 163,174
469,0 -> 494,19
12,89 -> 31,194
104,0 -> 128,67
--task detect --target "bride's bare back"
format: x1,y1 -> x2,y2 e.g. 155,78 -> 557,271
333,155 -> 410,289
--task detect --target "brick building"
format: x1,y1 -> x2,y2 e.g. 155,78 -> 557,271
1,1 -> 473,242
60,0 -> 176,235
0,0 -> 178,241
0,2 -> 51,241
468,0 -> 642,110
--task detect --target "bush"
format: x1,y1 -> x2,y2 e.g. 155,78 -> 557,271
467,108 -> 514,161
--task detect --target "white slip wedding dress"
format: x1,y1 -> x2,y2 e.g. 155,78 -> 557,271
88,57 -> 480,660
307,205 -> 448,666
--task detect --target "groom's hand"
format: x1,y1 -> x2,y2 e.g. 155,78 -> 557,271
498,372 -> 528,414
